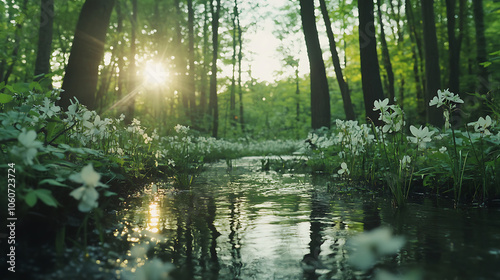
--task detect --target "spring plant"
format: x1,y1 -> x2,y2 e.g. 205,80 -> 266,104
372,98 -> 415,206
303,89 -> 499,207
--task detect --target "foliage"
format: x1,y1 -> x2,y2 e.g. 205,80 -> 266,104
305,90 -> 500,207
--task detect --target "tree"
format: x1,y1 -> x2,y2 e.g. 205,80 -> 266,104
59,0 -> 115,110
237,1 -> 245,133
376,0 -> 395,103
125,0 -> 137,124
230,0 -> 238,128
445,0 -> 459,94
472,0 -> 489,95
421,0 -> 442,126
319,0 -> 355,120
358,0 -> 385,125
34,0 -> 54,87
405,0 -> 425,123
299,0 -> 331,129
209,0 -> 221,138
187,0 -> 196,120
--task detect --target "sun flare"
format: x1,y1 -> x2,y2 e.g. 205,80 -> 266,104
143,61 -> 169,85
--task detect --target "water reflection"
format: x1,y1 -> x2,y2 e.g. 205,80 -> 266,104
115,157 -> 500,279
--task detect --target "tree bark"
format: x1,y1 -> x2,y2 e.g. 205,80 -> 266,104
125,0 -> 137,124
299,0 -> 331,129
406,0 -> 425,123
319,0 -> 355,120
376,0 -> 395,103
445,0 -> 460,94
59,0 -> 115,110
34,0 -> 54,87
472,0 -> 489,95
187,0 -> 196,120
358,0 -> 385,125
209,0 -> 221,138
230,0 -> 237,128
237,2 -> 245,133
421,0 -> 442,126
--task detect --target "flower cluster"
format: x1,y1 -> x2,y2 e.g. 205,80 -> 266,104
373,98 -> 405,133
429,89 -> 464,129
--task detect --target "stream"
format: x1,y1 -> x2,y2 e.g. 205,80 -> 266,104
114,156 -> 500,279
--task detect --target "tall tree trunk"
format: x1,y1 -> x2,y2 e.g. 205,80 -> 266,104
199,1 -> 209,118
174,0 -> 189,116
472,0 -> 489,95
237,2 -> 245,133
358,0 -> 385,125
445,0 -> 460,94
230,0 -> 237,128
125,0 -> 137,123
376,0 -> 395,103
406,0 -> 425,123
421,0 -> 442,126
319,0 -> 355,120
299,0 -> 331,129
209,0 -> 221,138
187,0 -> 196,121
34,0 -> 54,88
59,0 -> 115,110
116,0 -> 125,103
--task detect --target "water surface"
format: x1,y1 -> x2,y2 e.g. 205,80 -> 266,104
116,156 -> 500,279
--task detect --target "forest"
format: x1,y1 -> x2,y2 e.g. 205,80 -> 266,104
1,0 -> 500,279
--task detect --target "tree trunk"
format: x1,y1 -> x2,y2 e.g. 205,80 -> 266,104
187,0 -> 196,120
230,0 -> 237,128
199,1 -> 209,118
174,0 -> 189,116
34,0 -> 54,87
421,0 -> 442,126
445,0 -> 460,94
319,0 -> 355,120
376,0 -> 395,103
299,0 -> 331,129
59,0 -> 115,110
209,0 -> 221,138
406,0 -> 425,123
125,0 -> 137,124
358,0 -> 385,125
237,2 -> 245,133
472,0 -> 489,95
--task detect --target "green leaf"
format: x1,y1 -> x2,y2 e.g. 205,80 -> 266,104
35,189 -> 58,207
25,191 -> 37,207
39,178 -> 68,187
32,164 -> 49,171
0,93 -> 13,104
104,190 -> 117,197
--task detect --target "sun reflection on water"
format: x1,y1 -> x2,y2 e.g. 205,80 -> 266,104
147,201 -> 160,233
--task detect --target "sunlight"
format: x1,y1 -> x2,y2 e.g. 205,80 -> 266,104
142,61 -> 169,85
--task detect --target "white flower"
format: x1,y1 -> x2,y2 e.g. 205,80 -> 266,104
347,227 -> 405,271
69,164 -> 106,212
338,162 -> 350,175
407,125 -> 435,144
39,97 -> 61,118
468,115 -> 494,135
174,124 -> 190,134
12,129 -> 43,165
439,146 -> 447,153
373,98 -> 389,112
400,155 -> 411,169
